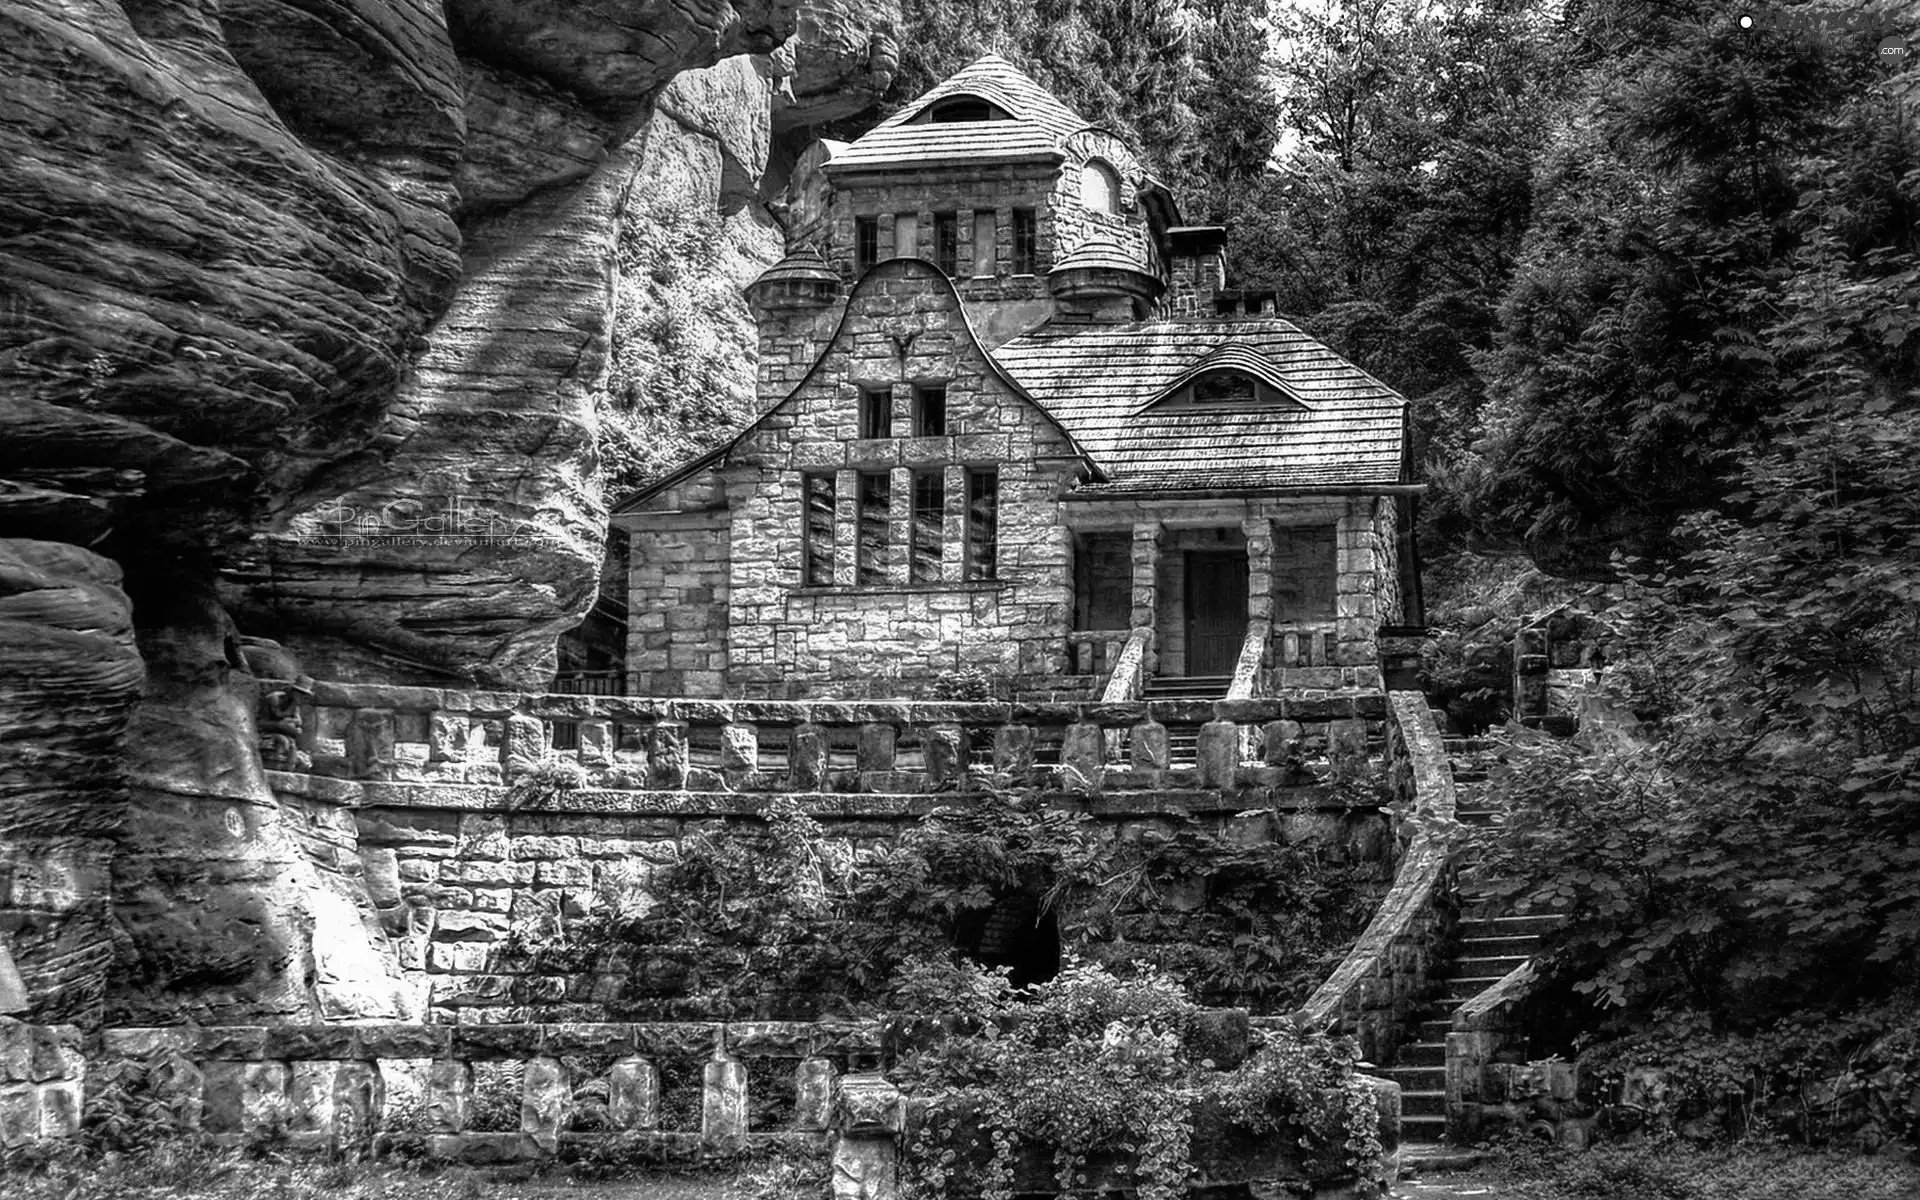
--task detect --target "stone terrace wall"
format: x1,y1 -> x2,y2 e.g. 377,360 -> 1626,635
265,679 -> 1398,1023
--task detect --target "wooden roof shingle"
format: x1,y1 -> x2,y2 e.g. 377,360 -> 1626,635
990,318 -> 1408,494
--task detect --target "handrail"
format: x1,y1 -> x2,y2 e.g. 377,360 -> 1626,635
1098,626 -> 1153,704
1225,621 -> 1269,702
1295,690 -> 1460,1063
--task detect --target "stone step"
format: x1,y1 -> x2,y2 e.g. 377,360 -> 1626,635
1395,1041 -> 1446,1067
1457,912 -> 1561,937
1439,975 -> 1506,1001
1384,1065 -> 1446,1091
1455,933 -> 1541,956
1402,1089 -> 1447,1117
1455,954 -> 1528,977
1400,1113 -> 1449,1144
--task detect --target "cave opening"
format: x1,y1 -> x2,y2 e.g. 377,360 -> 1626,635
958,893 -> 1061,988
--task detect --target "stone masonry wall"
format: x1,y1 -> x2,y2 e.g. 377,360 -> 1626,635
631,258 -> 1090,698
623,512 -> 731,695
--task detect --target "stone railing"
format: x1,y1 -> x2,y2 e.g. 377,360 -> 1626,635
1097,626 -> 1152,704
1068,628 -> 1131,679
1227,624 -> 1270,761
1447,962 -> 1552,1142
272,680 -> 1389,802
72,1020 -> 880,1161
1293,691 -> 1460,1064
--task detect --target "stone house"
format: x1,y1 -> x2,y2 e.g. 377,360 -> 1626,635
615,55 -> 1421,699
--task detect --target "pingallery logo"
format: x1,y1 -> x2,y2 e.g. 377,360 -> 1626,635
291,482 -> 564,549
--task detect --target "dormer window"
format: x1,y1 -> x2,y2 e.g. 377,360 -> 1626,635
1080,160 -> 1120,214
1192,371 -> 1259,404
926,94 -> 1009,122
1139,348 -> 1312,413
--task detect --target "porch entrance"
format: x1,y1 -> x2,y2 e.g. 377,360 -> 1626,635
1183,552 -> 1247,676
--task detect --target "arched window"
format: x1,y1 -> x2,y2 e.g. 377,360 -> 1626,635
1079,160 -> 1120,214
928,95 -> 1003,122
1191,370 -> 1260,404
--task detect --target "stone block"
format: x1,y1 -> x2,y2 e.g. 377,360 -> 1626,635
789,723 -> 830,789
1262,719 -> 1303,765
1196,720 -> 1241,789
196,1027 -> 268,1061
347,709 -> 397,781
288,1060 -> 340,1134
701,1057 -> 748,1148
923,724 -> 964,787
578,721 -> 613,767
39,1079 -> 82,1139
360,1026 -> 451,1060
520,1056 -> 568,1155
837,1072 -> 907,1135
719,722 -> 759,777
992,724 -> 1034,775
794,1057 -> 835,1131
503,715 -> 547,777
1128,721 -> 1169,770
263,1027 -> 358,1060
0,1083 -> 39,1149
609,1056 -> 659,1130
434,911 -> 508,941
649,722 -> 689,788
538,861 -> 592,888
428,712 -> 470,763
455,813 -> 511,861
856,723 -> 896,772
832,1133 -> 898,1200
1060,721 -> 1104,793
360,848 -> 402,907
425,1059 -> 472,1133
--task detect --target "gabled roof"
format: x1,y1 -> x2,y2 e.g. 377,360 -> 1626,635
827,54 -> 1093,173
991,319 -> 1408,495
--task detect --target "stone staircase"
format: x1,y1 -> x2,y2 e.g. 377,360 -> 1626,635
1380,731 -> 1557,1144
1140,674 -> 1231,766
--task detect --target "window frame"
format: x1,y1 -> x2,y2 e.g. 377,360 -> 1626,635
933,211 -> 959,276
893,212 -> 919,259
912,383 -> 947,437
802,472 -> 837,587
1079,160 -> 1121,215
858,385 -> 894,439
965,467 -> 999,582
910,470 -> 945,584
1011,208 -> 1037,274
856,472 -> 891,586
971,209 -> 997,277
854,216 -> 879,272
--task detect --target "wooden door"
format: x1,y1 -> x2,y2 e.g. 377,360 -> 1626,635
1184,552 -> 1247,676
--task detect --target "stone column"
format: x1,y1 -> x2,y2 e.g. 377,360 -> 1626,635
701,1053 -> 748,1148
1243,516 -> 1276,670
794,1057 -> 836,1131
609,1057 -> 659,1130
1060,721 -> 1104,793
649,721 -> 689,789
346,708 -> 396,781
833,468 -> 859,589
887,466 -> 912,586
942,464 -> 967,583
1130,521 -> 1164,677
1129,720 -> 1169,770
992,723 -> 1034,778
790,723 -> 830,790
1335,503 -> 1382,666
923,724 -> 965,788
833,1074 -> 907,1200
719,722 -> 758,788
424,1058 -> 472,1134
856,723 -> 896,774
521,1056 -> 569,1155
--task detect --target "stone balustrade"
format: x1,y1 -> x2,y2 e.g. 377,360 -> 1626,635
1292,691 -> 1460,1064
1269,620 -> 1340,669
77,1020 -> 880,1161
1067,628 -> 1131,678
273,676 -> 1390,801
1097,626 -> 1152,704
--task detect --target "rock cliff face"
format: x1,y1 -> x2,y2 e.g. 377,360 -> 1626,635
0,0 -> 896,1025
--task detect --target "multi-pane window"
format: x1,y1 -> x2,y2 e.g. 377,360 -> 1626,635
971,210 -> 996,276
1012,209 -> 1037,274
911,472 -> 944,584
855,216 -> 879,272
966,468 -> 999,581
933,211 -> 958,275
859,385 -> 893,438
803,473 -> 836,587
857,473 -> 891,585
912,384 -> 946,436
894,212 -> 919,258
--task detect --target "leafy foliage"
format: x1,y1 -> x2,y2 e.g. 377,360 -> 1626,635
893,961 -> 1387,1200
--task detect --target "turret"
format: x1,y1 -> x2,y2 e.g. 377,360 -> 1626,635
745,245 -> 843,398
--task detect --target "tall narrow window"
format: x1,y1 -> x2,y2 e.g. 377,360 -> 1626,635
934,211 -> 958,276
911,472 -> 944,584
803,473 -> 836,587
894,212 -> 919,259
966,468 -> 999,582
859,385 -> 893,439
912,383 -> 946,436
1012,208 -> 1037,274
855,216 -> 879,272
857,473 -> 891,586
972,209 -> 997,276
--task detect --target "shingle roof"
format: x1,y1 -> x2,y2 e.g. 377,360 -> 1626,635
828,54 -> 1092,173
991,319 -> 1408,493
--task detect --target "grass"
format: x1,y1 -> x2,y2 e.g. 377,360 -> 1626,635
1412,1136 -> 1920,1200
0,1141 -> 828,1200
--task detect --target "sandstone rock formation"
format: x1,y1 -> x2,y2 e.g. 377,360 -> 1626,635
1,0 -> 897,1024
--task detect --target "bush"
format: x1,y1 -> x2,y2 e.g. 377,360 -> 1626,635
1480,1134 -> 1920,1200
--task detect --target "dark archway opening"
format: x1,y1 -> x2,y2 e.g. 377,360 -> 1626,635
956,894 -> 1061,987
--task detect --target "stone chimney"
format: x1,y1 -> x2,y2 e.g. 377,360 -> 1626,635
1164,226 -> 1227,318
